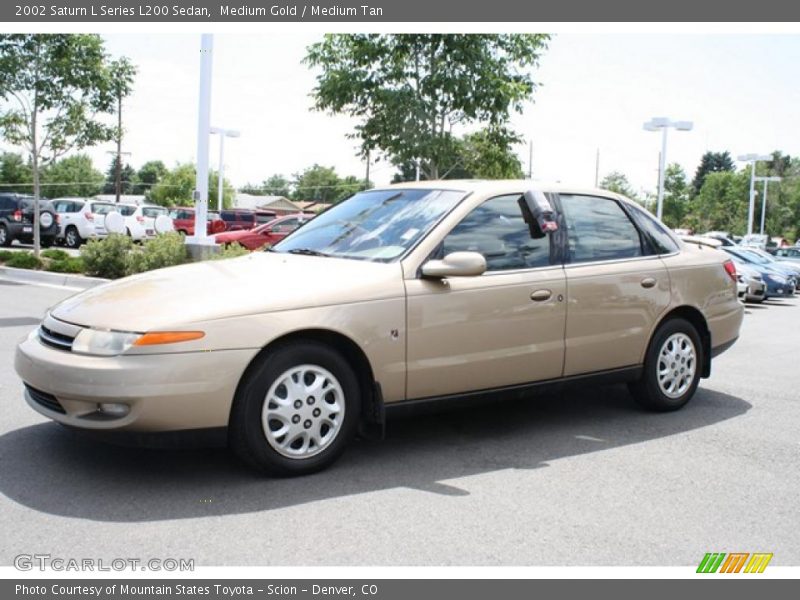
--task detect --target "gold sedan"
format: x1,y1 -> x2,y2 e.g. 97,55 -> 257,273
15,181 -> 743,475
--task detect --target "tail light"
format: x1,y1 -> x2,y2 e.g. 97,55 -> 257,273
55,214 -> 60,224
12,210 -> 22,222
85,212 -> 94,221
723,260 -> 737,282
136,216 -> 145,223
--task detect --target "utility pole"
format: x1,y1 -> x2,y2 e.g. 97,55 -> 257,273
528,140 -> 533,179
107,149 -> 131,202
594,147 -> 600,187
365,149 -> 370,190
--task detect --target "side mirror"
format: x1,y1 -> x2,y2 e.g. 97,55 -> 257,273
422,251 -> 487,278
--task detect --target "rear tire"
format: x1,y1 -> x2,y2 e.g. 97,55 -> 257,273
229,341 -> 361,476
0,224 -> 10,247
628,318 -> 703,412
64,226 -> 82,249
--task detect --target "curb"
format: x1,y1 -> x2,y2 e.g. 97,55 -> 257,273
0,266 -> 109,290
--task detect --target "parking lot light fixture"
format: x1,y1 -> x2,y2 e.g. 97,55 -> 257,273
210,127 -> 241,212
643,117 -> 693,221
738,154 -> 772,236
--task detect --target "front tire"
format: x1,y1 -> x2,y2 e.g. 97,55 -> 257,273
628,318 -> 703,412
229,341 -> 361,476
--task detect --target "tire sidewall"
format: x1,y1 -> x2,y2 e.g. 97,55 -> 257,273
641,318 -> 703,411
232,341 -> 361,476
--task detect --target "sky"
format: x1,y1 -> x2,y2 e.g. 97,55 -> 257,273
18,33 -> 800,196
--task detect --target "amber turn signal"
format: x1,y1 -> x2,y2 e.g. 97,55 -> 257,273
133,331 -> 205,346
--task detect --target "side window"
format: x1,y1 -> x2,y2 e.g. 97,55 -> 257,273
52,201 -> 66,213
272,218 -> 298,232
559,194 -> 643,263
0,197 -> 12,211
442,194 -> 551,271
221,212 -> 235,222
625,202 -> 679,254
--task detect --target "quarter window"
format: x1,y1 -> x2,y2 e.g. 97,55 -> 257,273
442,194 -> 551,271
625,202 -> 679,254
559,194 -> 643,263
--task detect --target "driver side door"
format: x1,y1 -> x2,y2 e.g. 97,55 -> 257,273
404,194 -> 566,400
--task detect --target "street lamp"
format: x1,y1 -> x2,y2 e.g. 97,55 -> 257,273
754,175 -> 781,235
643,117 -> 693,220
737,153 -> 772,236
210,127 -> 240,212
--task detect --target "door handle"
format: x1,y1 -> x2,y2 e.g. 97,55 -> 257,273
530,289 -> 552,302
641,277 -> 657,289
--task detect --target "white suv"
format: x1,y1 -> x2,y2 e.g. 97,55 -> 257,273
114,203 -> 147,241
135,204 -> 173,239
51,198 -> 117,248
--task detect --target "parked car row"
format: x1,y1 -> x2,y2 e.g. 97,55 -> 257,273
681,233 -> 800,303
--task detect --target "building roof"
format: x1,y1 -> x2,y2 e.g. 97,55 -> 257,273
93,194 -> 147,205
234,193 -> 300,212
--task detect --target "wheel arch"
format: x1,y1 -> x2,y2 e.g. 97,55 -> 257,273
651,305 -> 711,377
229,328 -> 382,436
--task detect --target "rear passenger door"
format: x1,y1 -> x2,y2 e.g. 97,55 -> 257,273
558,194 -> 670,376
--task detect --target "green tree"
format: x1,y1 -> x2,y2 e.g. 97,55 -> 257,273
240,174 -> 292,197
306,34 -> 550,179
691,151 -> 734,195
600,171 -> 637,199
0,152 -> 31,193
134,160 -> 167,196
0,34 -> 120,255
103,157 -> 136,195
685,170 -> 750,234
41,154 -> 104,197
661,163 -> 690,228
148,162 -> 234,209
291,164 -> 365,203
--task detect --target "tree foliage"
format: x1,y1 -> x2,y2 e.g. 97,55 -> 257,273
42,154 -> 104,197
0,152 -> 31,193
290,164 -> 367,203
147,162 -> 235,209
600,171 -> 638,199
306,34 -> 549,179
661,163 -> 690,228
691,151 -> 734,195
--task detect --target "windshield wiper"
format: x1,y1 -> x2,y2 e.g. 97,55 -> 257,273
286,248 -> 331,257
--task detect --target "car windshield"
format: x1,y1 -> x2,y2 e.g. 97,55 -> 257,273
273,188 -> 465,262
740,250 -> 771,264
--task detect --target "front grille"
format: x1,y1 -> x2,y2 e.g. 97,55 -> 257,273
25,384 -> 66,414
38,324 -> 75,352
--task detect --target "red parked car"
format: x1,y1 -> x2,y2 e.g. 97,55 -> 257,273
212,213 -> 312,250
169,207 -> 226,236
219,209 -> 277,231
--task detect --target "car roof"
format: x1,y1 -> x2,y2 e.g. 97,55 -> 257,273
371,179 -> 636,204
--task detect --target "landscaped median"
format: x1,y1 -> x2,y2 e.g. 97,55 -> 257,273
0,233 -> 251,287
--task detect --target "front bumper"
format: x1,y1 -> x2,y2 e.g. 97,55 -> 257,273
15,333 -> 258,433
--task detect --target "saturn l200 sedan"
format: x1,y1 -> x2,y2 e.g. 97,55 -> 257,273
15,181 -> 744,475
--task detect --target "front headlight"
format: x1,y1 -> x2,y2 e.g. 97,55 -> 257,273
72,329 -> 141,356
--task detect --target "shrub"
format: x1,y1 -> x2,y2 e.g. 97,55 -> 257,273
46,257 -> 85,274
5,252 -> 42,270
41,248 -> 70,261
81,234 -> 134,279
127,232 -> 188,275
210,243 -> 252,260
0,249 -> 15,262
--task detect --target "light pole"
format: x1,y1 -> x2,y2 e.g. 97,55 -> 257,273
738,154 -> 772,236
210,127 -> 240,211
187,33 -> 214,248
643,117 -> 693,220
754,175 -> 781,235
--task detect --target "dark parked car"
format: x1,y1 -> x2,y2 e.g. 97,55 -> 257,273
169,207 -> 226,236
220,209 -> 277,231
722,247 -> 795,298
0,193 -> 59,247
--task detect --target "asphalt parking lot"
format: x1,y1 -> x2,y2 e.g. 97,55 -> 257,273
1,280 -> 799,567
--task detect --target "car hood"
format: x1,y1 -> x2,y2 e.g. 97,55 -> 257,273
212,230 -> 249,243
51,252 -> 404,331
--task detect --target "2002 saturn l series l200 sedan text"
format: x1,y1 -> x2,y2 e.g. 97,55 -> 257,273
15,180 -> 744,475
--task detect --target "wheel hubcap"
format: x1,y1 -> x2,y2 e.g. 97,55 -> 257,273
657,333 -> 697,399
261,364 -> 345,459
67,230 -> 76,246
0,228 -> 6,244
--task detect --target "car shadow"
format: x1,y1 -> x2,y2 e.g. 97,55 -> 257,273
0,385 -> 749,522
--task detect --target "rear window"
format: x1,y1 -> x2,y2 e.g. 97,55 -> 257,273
117,205 -> 136,216
142,207 -> 167,218
90,203 -> 116,215
256,213 -> 276,224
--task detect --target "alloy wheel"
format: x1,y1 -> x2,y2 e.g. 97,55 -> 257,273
657,333 -> 697,399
